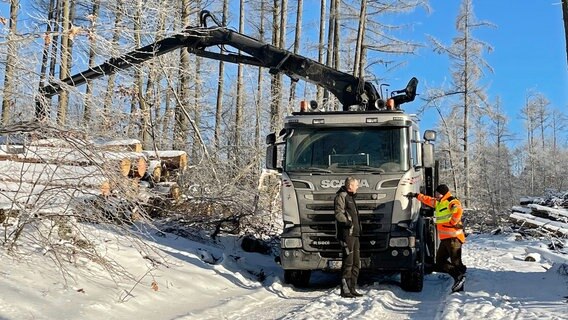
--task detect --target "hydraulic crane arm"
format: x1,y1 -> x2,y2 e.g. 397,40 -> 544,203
37,10 -> 417,117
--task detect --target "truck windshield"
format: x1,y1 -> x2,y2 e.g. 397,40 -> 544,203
285,127 -> 408,173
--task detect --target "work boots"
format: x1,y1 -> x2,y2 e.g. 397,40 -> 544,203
349,278 -> 363,297
340,278 -> 355,298
451,274 -> 466,292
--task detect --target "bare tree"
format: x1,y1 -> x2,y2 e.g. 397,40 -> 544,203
324,0 -> 336,110
316,0 -> 326,108
255,0 -> 266,160
235,0 -> 246,165
102,0 -> 123,129
287,0 -> 304,113
563,0 -> 568,65
214,0 -> 229,157
56,0 -> 73,125
83,0 -> 100,126
1,0 -> 19,124
427,0 -> 493,206
353,0 -> 367,79
269,0 -> 282,132
174,0 -> 191,151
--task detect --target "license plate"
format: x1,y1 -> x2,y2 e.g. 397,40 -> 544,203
328,260 -> 342,270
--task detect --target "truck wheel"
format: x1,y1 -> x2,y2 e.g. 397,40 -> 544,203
401,226 -> 425,292
400,267 -> 424,292
284,270 -> 311,288
423,217 -> 437,274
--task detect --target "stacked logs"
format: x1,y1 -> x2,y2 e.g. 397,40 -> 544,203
0,137 -> 187,217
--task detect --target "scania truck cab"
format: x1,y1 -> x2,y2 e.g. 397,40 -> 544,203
267,109 -> 438,292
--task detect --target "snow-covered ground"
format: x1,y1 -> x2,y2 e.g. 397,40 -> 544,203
1,225 -> 566,320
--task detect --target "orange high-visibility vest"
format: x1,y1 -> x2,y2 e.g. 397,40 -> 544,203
417,192 -> 465,243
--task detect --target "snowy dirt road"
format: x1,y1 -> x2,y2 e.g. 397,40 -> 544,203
2,229 -> 566,320
183,234 -> 567,320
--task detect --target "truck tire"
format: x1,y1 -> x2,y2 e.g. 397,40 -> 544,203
401,221 -> 425,292
400,245 -> 425,292
423,216 -> 437,274
284,270 -> 311,288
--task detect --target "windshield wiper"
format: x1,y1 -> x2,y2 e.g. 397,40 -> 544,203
338,165 -> 384,173
292,167 -> 333,173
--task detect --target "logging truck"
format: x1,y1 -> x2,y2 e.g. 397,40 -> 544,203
36,10 -> 439,292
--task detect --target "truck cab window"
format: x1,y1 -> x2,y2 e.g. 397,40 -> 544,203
285,127 -> 408,173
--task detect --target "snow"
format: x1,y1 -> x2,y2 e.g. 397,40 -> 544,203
1,227 -> 566,320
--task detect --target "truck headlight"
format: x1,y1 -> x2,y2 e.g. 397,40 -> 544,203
282,238 -> 302,248
389,237 -> 409,247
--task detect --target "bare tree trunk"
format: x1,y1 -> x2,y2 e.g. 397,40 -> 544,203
36,0 -> 56,120
214,0 -> 229,157
324,0 -> 335,110
1,0 -> 19,124
162,87 -> 172,149
269,0 -> 282,132
133,0 -> 151,147
174,0 -> 191,150
235,0 -> 246,164
146,1 -> 167,150
332,0 -> 340,72
316,0 -> 326,109
287,0 -> 303,113
192,57 -> 202,162
255,0 -> 266,159
103,0 -> 123,128
353,0 -> 367,78
563,0 -> 568,65
48,0 -> 61,86
84,0 -> 100,126
57,0 -> 71,125
462,1 -> 470,206
279,0 -> 288,110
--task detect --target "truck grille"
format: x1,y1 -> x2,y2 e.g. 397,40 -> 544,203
299,192 -> 393,253
302,213 -> 391,253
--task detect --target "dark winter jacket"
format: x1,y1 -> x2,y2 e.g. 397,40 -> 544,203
334,186 -> 361,240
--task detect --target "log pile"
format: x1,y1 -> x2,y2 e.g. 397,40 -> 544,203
0,136 -> 187,219
510,195 -> 568,237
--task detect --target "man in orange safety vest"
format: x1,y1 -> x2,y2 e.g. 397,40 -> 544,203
407,184 -> 467,292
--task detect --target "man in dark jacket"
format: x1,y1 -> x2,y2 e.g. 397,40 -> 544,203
334,176 -> 363,298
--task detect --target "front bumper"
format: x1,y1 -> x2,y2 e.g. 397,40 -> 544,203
280,247 -> 417,271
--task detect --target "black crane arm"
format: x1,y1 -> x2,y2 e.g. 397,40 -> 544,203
37,10 -> 417,116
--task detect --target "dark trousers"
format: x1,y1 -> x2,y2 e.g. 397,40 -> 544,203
435,238 -> 466,279
341,236 -> 360,281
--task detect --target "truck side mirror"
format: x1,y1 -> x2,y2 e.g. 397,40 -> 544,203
423,130 -> 436,142
266,133 -> 276,145
265,145 -> 282,172
423,143 -> 435,168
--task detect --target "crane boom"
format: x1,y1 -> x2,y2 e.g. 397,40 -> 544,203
36,10 -> 417,118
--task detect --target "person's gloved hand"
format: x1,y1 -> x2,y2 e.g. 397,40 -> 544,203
405,192 -> 418,198
343,220 -> 353,228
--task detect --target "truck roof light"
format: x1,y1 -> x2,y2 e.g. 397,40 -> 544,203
313,119 -> 325,124
386,99 -> 395,110
300,100 -> 308,112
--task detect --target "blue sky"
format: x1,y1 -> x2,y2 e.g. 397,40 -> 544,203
1,1 -> 567,145
389,1 -> 567,144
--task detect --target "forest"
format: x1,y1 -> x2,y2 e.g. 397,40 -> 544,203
0,0 -> 567,239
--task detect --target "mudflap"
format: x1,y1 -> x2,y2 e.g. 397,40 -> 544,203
284,269 -> 311,288
422,214 -> 438,274
401,217 -> 427,292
